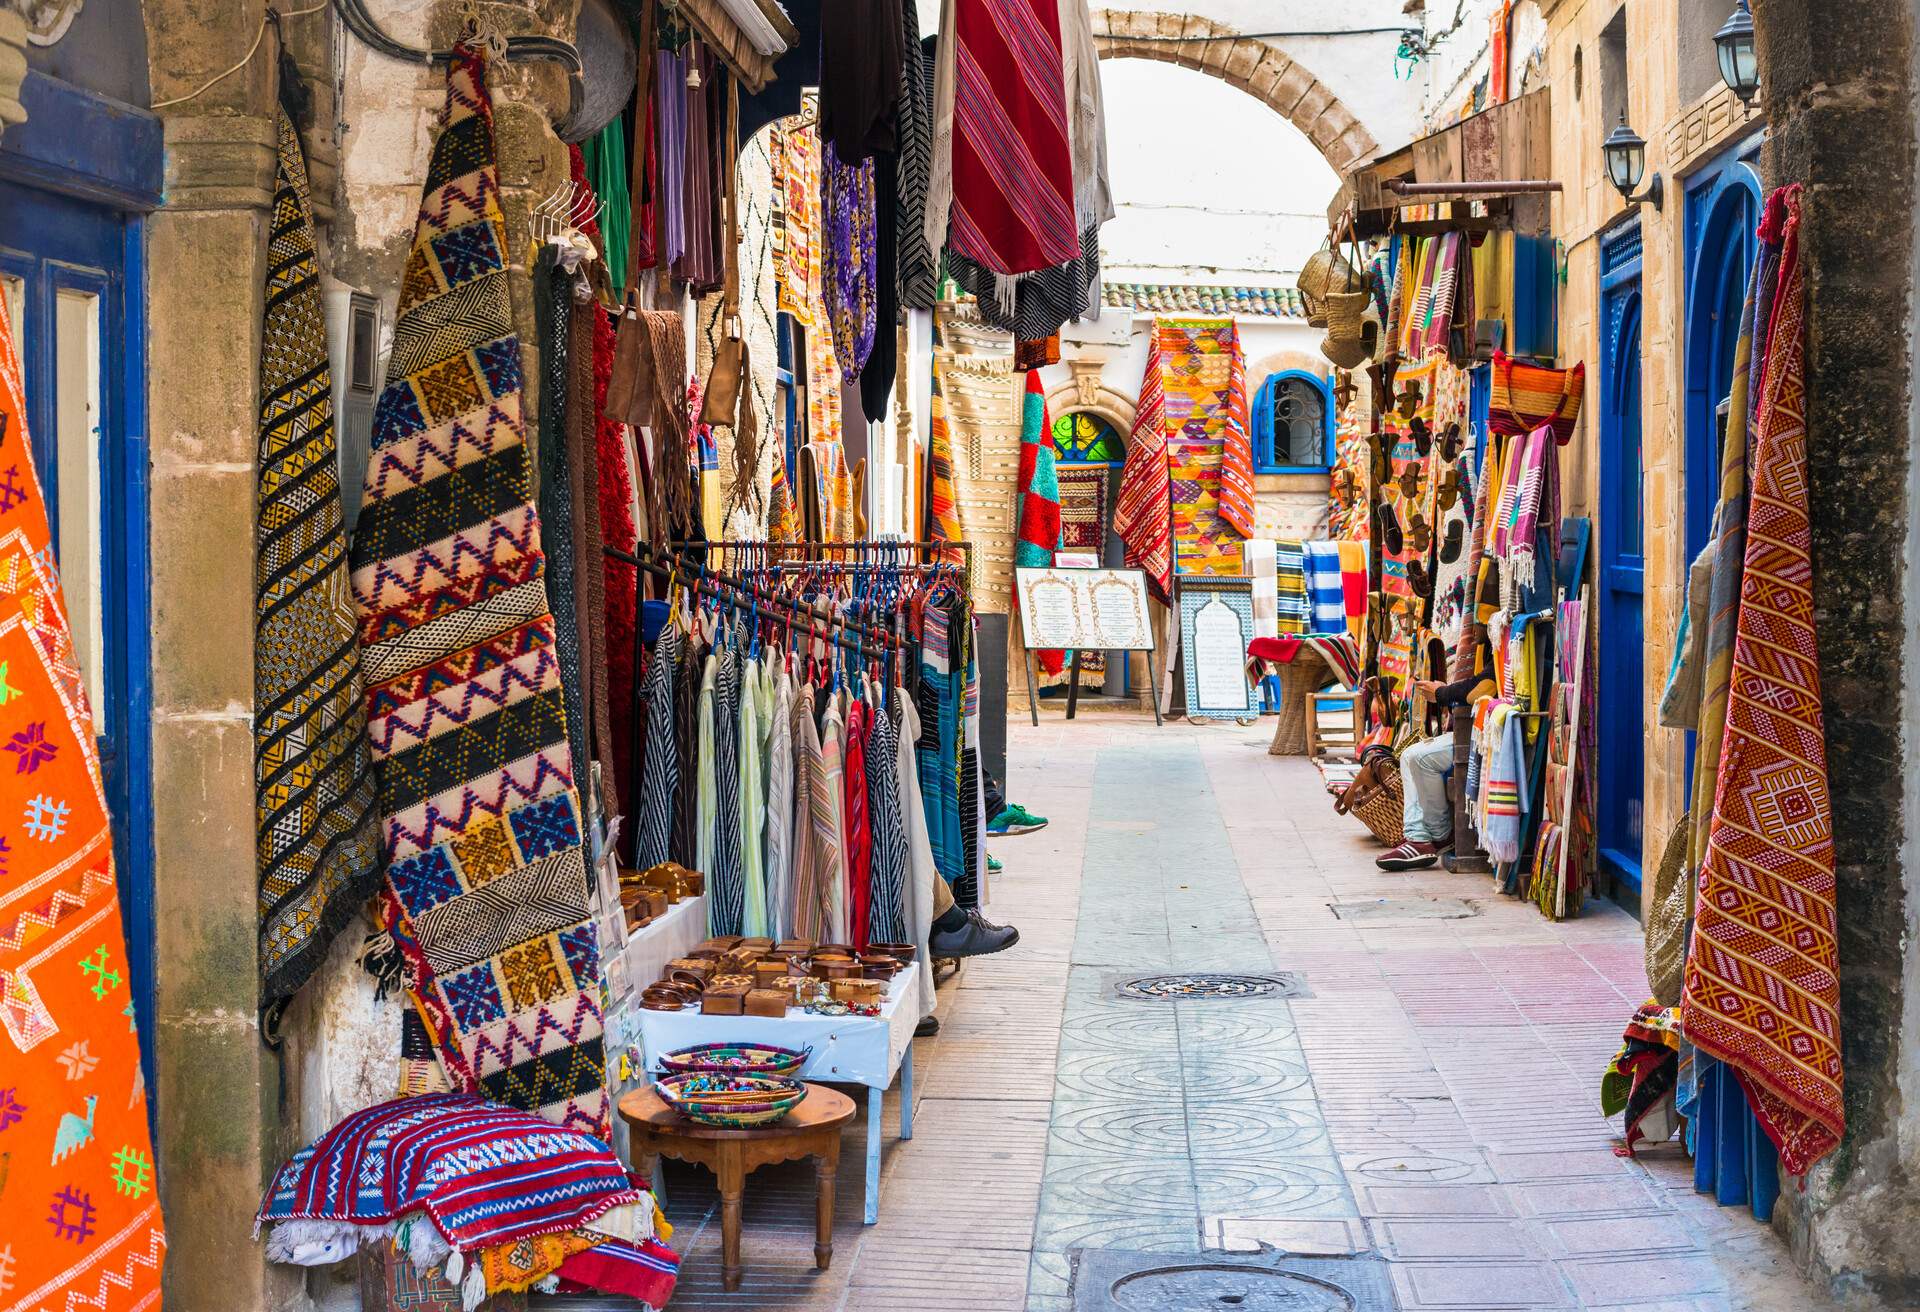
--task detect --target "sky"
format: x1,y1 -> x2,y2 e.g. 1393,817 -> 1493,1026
1097,58 -> 1341,283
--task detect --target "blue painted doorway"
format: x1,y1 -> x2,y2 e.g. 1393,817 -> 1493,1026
1597,222 -> 1644,900
0,72 -> 162,1080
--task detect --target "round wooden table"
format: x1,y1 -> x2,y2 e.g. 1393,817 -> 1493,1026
618,1083 -> 856,1293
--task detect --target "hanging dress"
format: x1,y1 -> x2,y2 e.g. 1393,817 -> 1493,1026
894,689 -> 939,1011
711,642 -> 745,934
866,684 -> 907,945
843,687 -> 873,952
763,655 -> 795,940
789,678 -> 825,941
694,646 -> 718,877
818,688 -> 851,942
635,624 -> 679,870
737,653 -> 770,936
671,625 -> 704,868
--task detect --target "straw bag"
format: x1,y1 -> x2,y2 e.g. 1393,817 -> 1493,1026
1320,290 -> 1379,370
1490,350 -> 1585,444
1298,247 -> 1365,328
1334,748 -> 1404,846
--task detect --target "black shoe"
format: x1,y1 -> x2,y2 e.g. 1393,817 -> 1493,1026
929,909 -> 1020,958
915,1015 -> 941,1037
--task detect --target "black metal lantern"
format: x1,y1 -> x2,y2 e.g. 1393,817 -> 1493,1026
1602,113 -> 1662,210
1714,0 -> 1759,106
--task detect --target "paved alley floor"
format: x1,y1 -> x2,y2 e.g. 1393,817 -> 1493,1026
652,718 -> 1839,1311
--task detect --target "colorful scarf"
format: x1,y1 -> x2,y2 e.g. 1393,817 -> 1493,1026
941,0 -> 1078,276
351,45 -> 607,1137
821,142 -> 877,382
1601,1002 -> 1684,1157
255,107 -> 381,1008
926,362 -> 966,547
1302,540 -> 1346,635
773,114 -> 818,325
0,263 -> 167,1312
1505,423 -> 1553,587
1015,372 -> 1064,672
1113,332 -> 1172,602
1682,186 -> 1843,1175
1337,539 -> 1368,644
1273,540 -> 1310,635
1480,703 -> 1527,862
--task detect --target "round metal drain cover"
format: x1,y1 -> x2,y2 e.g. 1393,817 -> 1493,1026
1115,972 -> 1300,1001
1110,1264 -> 1358,1311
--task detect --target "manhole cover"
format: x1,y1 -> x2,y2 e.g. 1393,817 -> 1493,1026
1111,1265 -> 1355,1311
1329,897 -> 1477,922
1113,972 -> 1309,1001
1073,1252 -> 1392,1312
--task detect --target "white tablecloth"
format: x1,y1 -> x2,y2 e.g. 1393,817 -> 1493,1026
636,966 -> 930,1089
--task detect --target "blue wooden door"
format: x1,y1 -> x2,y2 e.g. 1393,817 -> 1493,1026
0,109 -> 156,1080
1597,225 -> 1644,899
1685,145 -> 1762,565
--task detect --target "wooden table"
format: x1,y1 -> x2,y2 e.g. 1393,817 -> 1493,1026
618,1084 -> 857,1293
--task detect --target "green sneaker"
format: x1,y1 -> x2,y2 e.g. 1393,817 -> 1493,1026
987,853 -> 1004,873
988,803 -> 1049,836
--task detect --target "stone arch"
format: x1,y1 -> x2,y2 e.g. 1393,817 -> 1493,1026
1045,359 -> 1138,438
1091,11 -> 1380,172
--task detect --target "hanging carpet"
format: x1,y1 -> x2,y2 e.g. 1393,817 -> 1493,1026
349,44 -> 608,1137
931,348 -> 1023,613
1057,463 -> 1108,553
256,107 -> 381,1008
1154,317 -> 1252,576
1113,329 -> 1172,602
1681,185 -> 1843,1175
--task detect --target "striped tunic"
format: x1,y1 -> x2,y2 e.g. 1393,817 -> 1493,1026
634,625 -> 679,870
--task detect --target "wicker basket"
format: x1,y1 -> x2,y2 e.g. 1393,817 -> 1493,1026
1333,751 -> 1405,846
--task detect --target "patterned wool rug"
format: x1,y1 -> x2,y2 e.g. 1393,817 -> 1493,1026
1681,186 -> 1843,1175
256,107 -> 380,1009
0,285 -> 167,1310
1157,317 -> 1250,578
349,44 -> 607,1137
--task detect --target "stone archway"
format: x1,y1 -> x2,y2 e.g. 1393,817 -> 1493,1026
1091,11 -> 1380,172
1045,358 -> 1138,437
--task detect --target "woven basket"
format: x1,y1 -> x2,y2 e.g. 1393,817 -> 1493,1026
1320,291 -> 1377,370
1333,751 -> 1404,846
1490,351 -> 1586,443
1298,248 -> 1366,327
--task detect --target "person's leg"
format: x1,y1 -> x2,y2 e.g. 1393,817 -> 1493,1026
1377,738 -> 1453,870
932,869 -> 953,918
984,767 -> 1048,835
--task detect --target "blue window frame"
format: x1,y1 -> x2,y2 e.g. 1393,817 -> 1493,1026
1252,369 -> 1334,473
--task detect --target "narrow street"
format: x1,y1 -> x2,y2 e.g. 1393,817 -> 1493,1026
653,720 -> 1835,1311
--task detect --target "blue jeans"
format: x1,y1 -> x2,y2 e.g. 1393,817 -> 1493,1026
1398,736 -> 1455,845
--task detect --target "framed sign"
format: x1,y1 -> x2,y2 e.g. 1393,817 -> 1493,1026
1015,567 -> 1155,652
1177,576 -> 1259,721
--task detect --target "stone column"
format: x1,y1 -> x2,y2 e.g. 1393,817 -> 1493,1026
1747,0 -> 1920,1303
139,2 -> 300,1309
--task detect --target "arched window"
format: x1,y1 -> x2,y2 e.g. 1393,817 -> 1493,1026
1051,411 -> 1126,463
1254,370 -> 1333,472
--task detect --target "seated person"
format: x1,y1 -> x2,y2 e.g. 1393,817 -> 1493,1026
1376,658 -> 1494,872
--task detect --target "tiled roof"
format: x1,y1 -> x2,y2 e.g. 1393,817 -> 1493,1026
1102,282 -> 1307,319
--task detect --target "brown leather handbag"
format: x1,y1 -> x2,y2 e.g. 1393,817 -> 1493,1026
1334,748 -> 1405,847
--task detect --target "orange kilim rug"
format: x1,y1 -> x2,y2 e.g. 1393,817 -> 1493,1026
0,287 -> 166,1307
1681,184 -> 1844,1175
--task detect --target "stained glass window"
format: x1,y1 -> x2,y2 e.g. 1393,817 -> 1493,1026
1051,411 -> 1125,463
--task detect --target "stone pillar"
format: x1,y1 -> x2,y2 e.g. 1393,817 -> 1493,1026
1746,0 -> 1920,1303
139,2 -> 299,1309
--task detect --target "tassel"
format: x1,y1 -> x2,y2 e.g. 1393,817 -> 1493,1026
460,1262 -> 488,1312
990,271 -> 1019,317
444,1249 -> 464,1287
359,930 -> 404,1001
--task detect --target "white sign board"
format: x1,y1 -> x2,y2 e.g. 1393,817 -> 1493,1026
1014,567 -> 1155,652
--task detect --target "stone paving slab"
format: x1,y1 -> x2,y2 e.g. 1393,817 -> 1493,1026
650,720 -> 1843,1312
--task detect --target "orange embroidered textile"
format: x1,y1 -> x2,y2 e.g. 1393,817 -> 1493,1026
0,298 -> 167,1308
1680,185 -> 1843,1174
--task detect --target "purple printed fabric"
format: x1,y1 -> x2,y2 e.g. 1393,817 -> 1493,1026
822,140 -> 877,382
658,50 -> 686,270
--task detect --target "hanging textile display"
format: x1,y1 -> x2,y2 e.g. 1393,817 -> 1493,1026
0,270 -> 168,1312
926,0 -> 1079,277
1681,186 -> 1843,1176
350,44 -> 607,1136
1014,373 -> 1063,570
255,107 -> 381,1008
1057,464 -> 1108,552
736,132 -> 785,528
773,115 -> 818,325
1113,330 -> 1172,602
822,143 -> 878,382
931,348 -> 1023,613
1153,317 -> 1252,577
926,365 -> 966,546
895,0 -> 937,309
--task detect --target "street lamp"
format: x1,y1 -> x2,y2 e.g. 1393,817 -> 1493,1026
1602,113 -> 1663,210
1714,0 -> 1760,107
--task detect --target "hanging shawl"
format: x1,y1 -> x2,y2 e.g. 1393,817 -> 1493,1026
1480,704 -> 1528,862
1505,424 -> 1553,587
0,248 -> 168,1312
774,115 -> 819,325
256,107 -> 380,1008
1682,186 -> 1843,1175
926,363 -> 966,546
1113,333 -> 1173,602
351,45 -> 607,1136
822,141 -> 877,381
895,0 -> 938,309
1015,372 -> 1065,674
926,0 -> 1078,276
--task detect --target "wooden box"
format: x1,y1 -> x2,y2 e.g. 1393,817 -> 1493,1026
745,988 -> 790,1018
700,985 -> 747,1015
832,979 -> 885,1006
